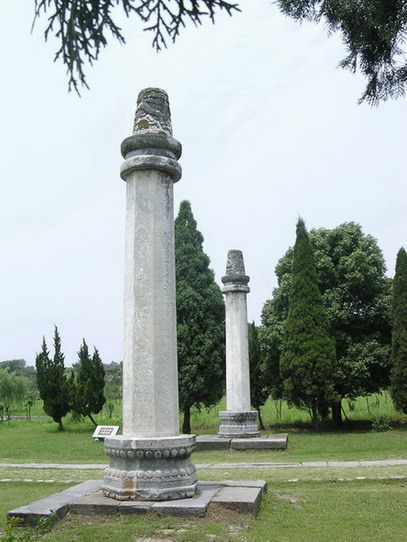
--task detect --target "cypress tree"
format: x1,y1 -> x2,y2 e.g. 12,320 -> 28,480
248,322 -> 271,430
72,340 -> 106,426
280,218 -> 336,424
390,248 -> 407,414
35,327 -> 71,431
262,221 -> 391,426
175,200 -> 225,434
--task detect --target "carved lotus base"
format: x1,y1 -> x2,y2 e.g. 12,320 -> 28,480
218,410 -> 260,438
102,434 -> 198,501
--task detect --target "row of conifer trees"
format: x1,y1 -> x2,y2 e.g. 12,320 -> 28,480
34,201 -> 407,431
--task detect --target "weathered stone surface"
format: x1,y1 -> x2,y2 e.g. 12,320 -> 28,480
103,435 -> 198,501
195,435 -> 231,451
210,486 -> 262,517
218,411 -> 259,438
119,89 -> 181,440
8,480 -> 264,522
200,480 -> 268,494
133,88 -> 172,136
219,250 -> 259,438
118,500 -> 153,515
223,249 -> 250,285
230,434 -> 288,450
7,481 -> 102,525
151,486 -> 219,517
69,493 -> 118,515
104,88 -> 197,501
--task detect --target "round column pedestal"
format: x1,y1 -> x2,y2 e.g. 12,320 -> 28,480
218,411 -> 260,438
102,434 -> 198,501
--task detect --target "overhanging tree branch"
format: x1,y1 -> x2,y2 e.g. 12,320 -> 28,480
33,0 -> 240,93
278,0 -> 407,104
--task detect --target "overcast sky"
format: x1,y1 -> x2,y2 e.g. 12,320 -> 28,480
1,0 -> 406,366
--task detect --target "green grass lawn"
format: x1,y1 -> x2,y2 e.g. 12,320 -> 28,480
1,393 -> 406,541
1,417 -> 406,465
2,477 -> 406,541
5,390 -> 405,431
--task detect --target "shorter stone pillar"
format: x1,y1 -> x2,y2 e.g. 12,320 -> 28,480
218,250 -> 260,438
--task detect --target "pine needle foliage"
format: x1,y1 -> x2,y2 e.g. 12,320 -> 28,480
390,247 -> 407,414
280,218 -> 336,424
175,200 -> 225,434
33,0 -> 239,93
35,327 -> 71,431
72,340 -> 106,426
279,0 -> 407,104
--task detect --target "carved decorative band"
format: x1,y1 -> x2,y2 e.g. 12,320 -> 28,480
105,464 -> 196,481
221,283 -> 251,294
120,155 -> 182,183
121,134 -> 182,160
105,445 -> 195,460
221,273 -> 250,286
219,411 -> 258,422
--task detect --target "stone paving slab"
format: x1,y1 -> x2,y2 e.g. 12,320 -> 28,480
200,480 -> 268,494
210,486 -> 262,517
6,480 -> 267,523
195,435 -> 231,451
70,491 -> 121,515
230,434 -> 288,450
7,480 -> 102,525
195,433 -> 288,452
151,486 -> 220,517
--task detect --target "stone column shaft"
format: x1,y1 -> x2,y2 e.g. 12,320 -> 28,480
218,250 -> 259,438
224,289 -> 251,412
103,88 -> 197,501
123,168 -> 179,437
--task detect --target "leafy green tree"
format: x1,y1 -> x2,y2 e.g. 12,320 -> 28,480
175,200 -> 225,434
262,222 -> 391,424
390,248 -> 407,414
32,1 -> 406,103
104,361 -> 123,400
35,327 -> 71,431
0,369 -> 28,418
72,340 -> 106,427
259,278 -> 288,404
0,359 -> 38,401
248,322 -> 271,430
0,359 -> 26,372
279,218 -> 336,424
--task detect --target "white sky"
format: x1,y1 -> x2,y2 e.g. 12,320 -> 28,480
0,0 -> 406,366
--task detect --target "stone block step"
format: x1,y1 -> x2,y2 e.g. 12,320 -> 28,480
209,486 -> 262,517
230,434 -> 288,450
195,433 -> 288,451
7,480 -> 102,525
7,480 -> 267,524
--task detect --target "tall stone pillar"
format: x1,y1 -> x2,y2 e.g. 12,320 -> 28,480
103,88 -> 198,501
218,250 -> 260,438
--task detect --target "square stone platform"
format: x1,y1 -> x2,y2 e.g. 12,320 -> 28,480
7,480 -> 267,525
195,433 -> 288,451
